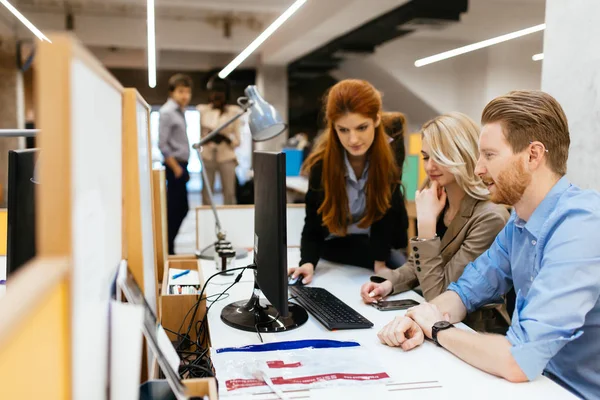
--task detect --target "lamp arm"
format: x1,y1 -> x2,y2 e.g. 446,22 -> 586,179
192,99 -> 252,149
193,97 -> 252,241
198,155 -> 224,237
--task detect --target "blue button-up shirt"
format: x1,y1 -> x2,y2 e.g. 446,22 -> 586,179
158,98 -> 190,162
448,177 -> 600,399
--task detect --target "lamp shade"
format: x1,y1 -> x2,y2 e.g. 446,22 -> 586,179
245,85 -> 287,141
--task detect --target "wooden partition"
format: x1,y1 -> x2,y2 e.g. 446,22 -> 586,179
152,167 -> 168,285
0,34 -> 169,400
35,33 -> 124,400
123,88 -> 159,312
0,258 -> 71,399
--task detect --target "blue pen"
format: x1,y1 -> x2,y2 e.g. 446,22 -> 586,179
172,270 -> 190,280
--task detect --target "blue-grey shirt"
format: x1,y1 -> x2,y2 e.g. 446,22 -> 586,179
448,177 -> 600,399
158,98 -> 190,162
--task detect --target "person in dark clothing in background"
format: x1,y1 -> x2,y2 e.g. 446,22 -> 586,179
158,74 -> 192,254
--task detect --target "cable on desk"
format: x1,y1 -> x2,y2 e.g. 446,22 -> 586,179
177,265 -> 255,351
198,242 -> 215,254
207,279 -> 254,286
173,264 -> 255,379
254,312 -> 281,344
206,292 -> 230,303
192,276 -> 241,352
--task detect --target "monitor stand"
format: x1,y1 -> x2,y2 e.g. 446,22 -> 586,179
221,282 -> 308,333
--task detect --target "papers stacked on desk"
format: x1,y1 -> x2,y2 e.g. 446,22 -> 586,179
212,339 -> 390,397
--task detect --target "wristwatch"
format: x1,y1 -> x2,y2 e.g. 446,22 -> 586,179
431,321 -> 454,347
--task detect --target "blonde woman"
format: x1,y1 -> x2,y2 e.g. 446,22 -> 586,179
360,112 -> 510,329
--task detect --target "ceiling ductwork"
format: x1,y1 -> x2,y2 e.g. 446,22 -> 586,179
288,0 -> 468,82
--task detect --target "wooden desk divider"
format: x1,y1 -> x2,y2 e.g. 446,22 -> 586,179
152,167 -> 168,288
33,32 -> 126,400
0,32 -> 217,399
123,88 -> 159,314
0,258 -> 71,400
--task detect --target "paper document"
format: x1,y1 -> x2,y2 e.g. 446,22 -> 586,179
212,339 -> 390,397
110,301 -> 144,400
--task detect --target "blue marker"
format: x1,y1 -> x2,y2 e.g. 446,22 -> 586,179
172,270 -> 190,280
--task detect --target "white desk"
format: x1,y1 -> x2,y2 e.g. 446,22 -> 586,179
199,248 -> 575,399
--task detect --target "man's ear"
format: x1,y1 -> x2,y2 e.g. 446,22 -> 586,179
528,141 -> 548,170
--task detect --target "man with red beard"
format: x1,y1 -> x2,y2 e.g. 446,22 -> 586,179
377,90 -> 600,399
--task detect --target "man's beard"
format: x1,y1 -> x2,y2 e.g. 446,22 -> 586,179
483,161 -> 531,205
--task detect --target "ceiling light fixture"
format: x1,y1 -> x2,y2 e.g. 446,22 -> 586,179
0,0 -> 51,43
415,23 -> 546,67
532,53 -> 544,61
147,0 -> 156,88
218,0 -> 307,79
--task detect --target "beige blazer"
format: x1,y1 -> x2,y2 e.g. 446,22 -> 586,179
377,196 -> 510,301
198,104 -> 241,163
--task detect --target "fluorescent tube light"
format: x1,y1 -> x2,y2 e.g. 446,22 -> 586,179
532,53 -> 544,61
218,0 -> 307,79
147,0 -> 157,88
415,23 -> 546,67
0,0 -> 51,43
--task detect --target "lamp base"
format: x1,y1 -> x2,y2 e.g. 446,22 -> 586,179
196,246 -> 249,260
221,299 -> 308,333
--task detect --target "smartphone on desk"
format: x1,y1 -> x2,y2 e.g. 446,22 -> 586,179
371,299 -> 420,311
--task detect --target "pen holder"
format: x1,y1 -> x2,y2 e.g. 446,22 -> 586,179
160,258 -> 208,348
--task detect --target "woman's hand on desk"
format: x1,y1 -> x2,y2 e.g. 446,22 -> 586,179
288,263 -> 314,284
377,316 -> 424,351
360,281 -> 393,303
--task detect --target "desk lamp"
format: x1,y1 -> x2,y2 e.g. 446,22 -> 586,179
193,85 -> 287,260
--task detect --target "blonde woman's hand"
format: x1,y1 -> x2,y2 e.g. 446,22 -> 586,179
415,180 -> 447,239
360,280 -> 393,304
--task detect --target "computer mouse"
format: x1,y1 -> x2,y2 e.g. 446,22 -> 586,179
288,274 -> 305,286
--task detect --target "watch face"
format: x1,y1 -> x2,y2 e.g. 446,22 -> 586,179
433,321 -> 452,330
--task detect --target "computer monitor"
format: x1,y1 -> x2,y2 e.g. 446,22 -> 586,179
6,148 -> 38,277
220,151 -> 308,332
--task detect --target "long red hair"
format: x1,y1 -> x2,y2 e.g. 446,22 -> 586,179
302,79 -> 400,236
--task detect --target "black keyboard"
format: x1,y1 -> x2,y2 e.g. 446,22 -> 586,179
289,286 -> 373,330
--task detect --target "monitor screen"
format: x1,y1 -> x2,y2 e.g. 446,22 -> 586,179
7,149 -> 38,277
253,151 -> 288,317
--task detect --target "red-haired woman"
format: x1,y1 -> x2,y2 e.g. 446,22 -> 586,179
288,80 -> 409,285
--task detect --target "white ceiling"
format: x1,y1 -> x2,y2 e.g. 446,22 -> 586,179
14,0 -> 289,15
0,0 -> 547,70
